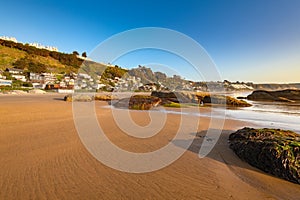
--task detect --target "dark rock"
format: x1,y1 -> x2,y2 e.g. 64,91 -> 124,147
203,95 -> 226,104
152,91 -> 251,107
113,95 -> 161,110
225,96 -> 252,107
151,91 -> 198,104
94,94 -> 117,101
229,127 -> 300,184
202,95 -> 251,107
247,89 -> 300,102
64,94 -> 93,102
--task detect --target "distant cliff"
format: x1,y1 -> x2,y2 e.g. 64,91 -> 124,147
247,89 -> 300,102
253,83 -> 300,91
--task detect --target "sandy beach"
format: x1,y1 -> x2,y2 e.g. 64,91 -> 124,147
0,94 -> 299,200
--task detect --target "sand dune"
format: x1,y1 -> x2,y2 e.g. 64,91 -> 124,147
0,94 -> 299,199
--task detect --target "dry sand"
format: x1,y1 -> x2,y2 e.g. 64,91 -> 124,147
0,94 -> 299,199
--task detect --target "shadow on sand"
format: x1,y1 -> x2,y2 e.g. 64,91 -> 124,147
172,129 -> 300,199
172,129 -> 258,168
53,97 -> 65,101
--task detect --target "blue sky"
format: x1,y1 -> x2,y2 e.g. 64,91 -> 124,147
1,0 -> 300,83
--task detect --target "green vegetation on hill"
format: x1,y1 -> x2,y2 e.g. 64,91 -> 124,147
0,45 -> 78,73
0,39 -> 83,68
128,66 -> 189,90
0,45 -> 25,69
0,43 -> 79,73
0,39 -> 124,76
101,65 -> 128,80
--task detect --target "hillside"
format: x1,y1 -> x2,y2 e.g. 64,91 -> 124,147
128,66 -> 190,90
0,39 -> 83,72
253,83 -> 300,91
0,45 -> 76,73
0,39 -> 110,74
0,38 -> 131,81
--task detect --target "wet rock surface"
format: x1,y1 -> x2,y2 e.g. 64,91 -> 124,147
152,91 -> 251,107
151,91 -> 198,104
113,95 -> 161,110
229,127 -> 300,184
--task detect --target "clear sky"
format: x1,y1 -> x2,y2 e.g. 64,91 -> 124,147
1,0 -> 300,83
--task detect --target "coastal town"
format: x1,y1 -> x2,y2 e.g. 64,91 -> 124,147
1,62 -> 300,94
0,65 -> 256,94
2,36 -> 300,94
0,65 -> 161,93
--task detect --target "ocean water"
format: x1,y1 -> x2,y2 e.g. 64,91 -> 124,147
157,103 -> 300,133
223,101 -> 300,133
105,91 -> 300,133
161,92 -> 300,133
225,92 -> 300,133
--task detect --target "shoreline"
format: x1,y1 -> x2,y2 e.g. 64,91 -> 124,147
0,94 -> 299,199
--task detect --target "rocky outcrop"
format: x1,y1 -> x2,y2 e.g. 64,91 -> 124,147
247,89 -> 300,102
64,93 -> 117,102
202,95 -> 251,107
253,83 -> 300,91
151,91 -> 199,104
94,94 -> 117,101
113,95 -> 161,110
229,127 -> 300,184
152,91 -> 251,107
64,94 -> 93,102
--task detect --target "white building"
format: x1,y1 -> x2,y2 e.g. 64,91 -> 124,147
30,73 -> 43,81
0,74 -> 5,79
0,79 -> 12,86
32,83 -> 45,89
12,74 -> 26,82
0,36 -> 17,43
78,73 -> 91,79
28,43 -> 58,52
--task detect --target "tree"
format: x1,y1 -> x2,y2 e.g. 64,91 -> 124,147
12,80 -> 23,88
2,71 -> 13,80
22,82 -> 33,87
72,51 -> 79,56
13,58 -> 29,69
28,62 -> 47,73
82,52 -> 87,58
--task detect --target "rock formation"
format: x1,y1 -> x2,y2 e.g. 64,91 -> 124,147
113,95 -> 161,110
94,94 -> 117,101
151,91 -> 199,104
229,127 -> 300,184
247,89 -> 300,102
64,94 -> 93,102
152,91 -> 251,107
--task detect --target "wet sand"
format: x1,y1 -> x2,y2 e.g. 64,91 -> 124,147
0,94 -> 299,199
